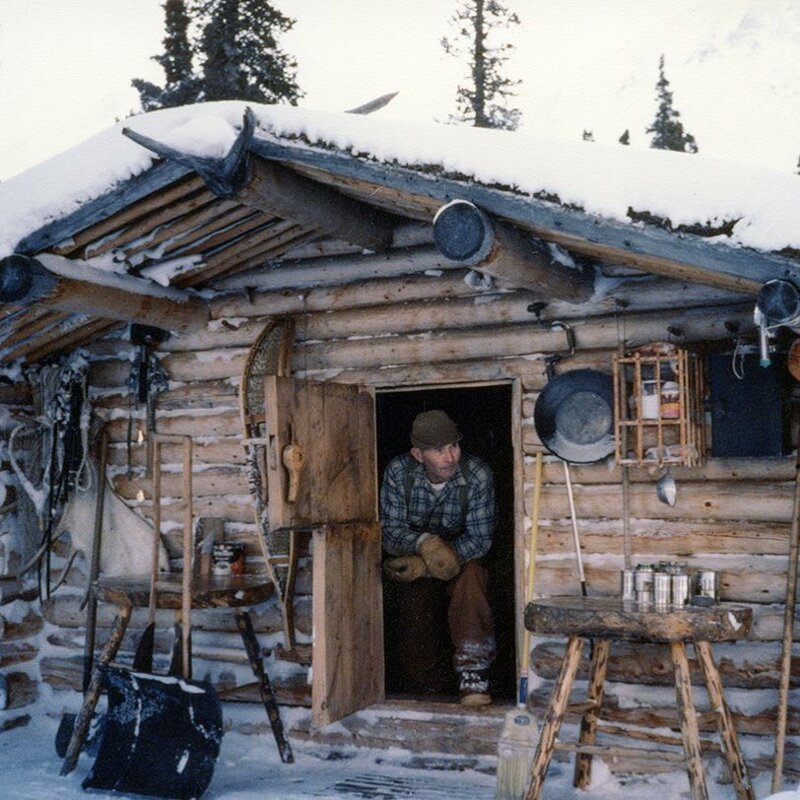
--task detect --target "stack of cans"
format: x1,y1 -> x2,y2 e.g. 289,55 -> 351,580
621,561 -> 699,609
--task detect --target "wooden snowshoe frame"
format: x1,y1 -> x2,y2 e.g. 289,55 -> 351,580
239,318 -> 299,649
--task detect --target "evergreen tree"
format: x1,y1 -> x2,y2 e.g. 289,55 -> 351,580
133,0 -> 200,111
441,0 -> 522,130
618,129 -> 630,146
196,0 -> 301,104
646,55 -> 698,153
796,155 -> 799,175
582,129 -> 594,142
132,0 -> 301,112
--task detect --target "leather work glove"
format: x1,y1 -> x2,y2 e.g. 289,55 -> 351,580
418,535 -> 461,581
383,555 -> 429,582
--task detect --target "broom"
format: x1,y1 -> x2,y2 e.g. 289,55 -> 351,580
495,450 -> 543,800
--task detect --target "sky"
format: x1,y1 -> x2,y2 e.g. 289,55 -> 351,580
0,0 -> 799,181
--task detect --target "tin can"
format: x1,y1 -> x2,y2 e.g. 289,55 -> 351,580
621,569 -> 636,600
212,542 -> 245,576
654,572 -> 671,607
637,589 -> 653,607
634,565 -> 654,592
697,570 -> 718,602
671,573 -> 690,606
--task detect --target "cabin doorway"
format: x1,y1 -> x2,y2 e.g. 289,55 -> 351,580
376,383 -> 517,703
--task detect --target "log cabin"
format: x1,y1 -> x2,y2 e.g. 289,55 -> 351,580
0,100 -> 798,791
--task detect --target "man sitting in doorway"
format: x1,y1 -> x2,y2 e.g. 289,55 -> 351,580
380,409 -> 498,705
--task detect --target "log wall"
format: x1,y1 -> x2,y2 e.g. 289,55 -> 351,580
33,242 -> 797,770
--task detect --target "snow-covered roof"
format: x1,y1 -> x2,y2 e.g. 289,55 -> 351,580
1,100 -> 798,260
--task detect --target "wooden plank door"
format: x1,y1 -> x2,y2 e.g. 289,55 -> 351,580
264,376 -> 376,529
262,376 -> 383,727
311,521 -> 383,728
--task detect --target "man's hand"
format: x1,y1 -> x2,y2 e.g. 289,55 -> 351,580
418,536 -> 461,581
383,555 -> 429,582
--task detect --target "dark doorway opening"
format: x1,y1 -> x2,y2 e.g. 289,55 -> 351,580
376,383 -> 516,703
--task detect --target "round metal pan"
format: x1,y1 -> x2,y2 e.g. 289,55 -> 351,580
534,369 -> 615,463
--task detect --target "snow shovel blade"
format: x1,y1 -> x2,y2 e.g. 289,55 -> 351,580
83,665 -> 223,800
54,711 -> 105,759
132,622 -> 155,672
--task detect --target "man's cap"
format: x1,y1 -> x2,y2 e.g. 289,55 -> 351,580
411,410 -> 461,449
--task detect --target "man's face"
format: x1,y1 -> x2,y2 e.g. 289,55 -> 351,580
411,441 -> 462,483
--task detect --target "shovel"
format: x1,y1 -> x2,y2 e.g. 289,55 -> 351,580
82,434 -> 223,800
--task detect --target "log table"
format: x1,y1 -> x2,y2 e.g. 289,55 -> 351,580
60,574 -> 292,776
523,595 -> 754,800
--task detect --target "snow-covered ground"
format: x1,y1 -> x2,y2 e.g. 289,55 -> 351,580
1,690 -> 798,800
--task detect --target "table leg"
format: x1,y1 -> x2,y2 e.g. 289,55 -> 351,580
524,635 -> 584,800
574,638 -> 610,788
670,641 -> 708,800
60,603 -> 132,776
235,610 -> 294,764
695,641 -> 754,800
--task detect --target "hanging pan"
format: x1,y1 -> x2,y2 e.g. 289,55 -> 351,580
534,368 -> 615,464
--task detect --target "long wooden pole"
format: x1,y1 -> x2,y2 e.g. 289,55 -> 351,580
563,461 -> 587,596
772,432 -> 800,792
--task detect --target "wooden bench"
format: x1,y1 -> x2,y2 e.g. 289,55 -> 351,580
523,595 -> 754,800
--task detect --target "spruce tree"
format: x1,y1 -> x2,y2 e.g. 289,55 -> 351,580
646,55 -> 698,153
618,129 -> 630,146
195,0 -> 302,105
132,0 -> 201,111
132,0 -> 301,112
441,0 -> 522,130
582,129 -> 594,142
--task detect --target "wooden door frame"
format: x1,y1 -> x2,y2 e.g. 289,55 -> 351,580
375,378 -> 524,698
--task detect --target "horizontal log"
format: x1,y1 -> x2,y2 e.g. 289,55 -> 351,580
433,199 -> 594,300
0,577 -> 38,606
215,244 -> 454,292
0,642 -> 37,668
533,519 -> 791,558
0,671 -> 38,709
160,349 -> 245,382
0,253 -> 210,333
39,654 -> 309,706
293,304 -> 752,371
240,156 -> 395,252
2,610 -> 43,641
530,685 -> 800,737
531,640 -> 797,688
532,481 -> 796,523
113,468 -> 247,501
530,456 -> 797,486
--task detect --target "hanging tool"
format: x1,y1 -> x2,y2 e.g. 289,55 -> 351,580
494,450 -> 543,800
563,460 -> 587,597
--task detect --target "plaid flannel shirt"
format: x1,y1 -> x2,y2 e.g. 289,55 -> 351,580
380,452 -> 497,562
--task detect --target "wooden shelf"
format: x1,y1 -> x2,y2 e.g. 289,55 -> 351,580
613,347 -> 705,467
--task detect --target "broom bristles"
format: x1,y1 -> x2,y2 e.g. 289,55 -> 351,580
494,708 -> 539,800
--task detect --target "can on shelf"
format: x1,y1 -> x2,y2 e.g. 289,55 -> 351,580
671,573 -> 690,606
635,564 -> 655,606
696,570 -> 719,602
621,569 -> 636,600
654,572 -> 671,608
212,542 -> 245,576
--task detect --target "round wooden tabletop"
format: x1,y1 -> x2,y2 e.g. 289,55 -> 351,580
525,595 -> 752,642
95,573 -> 274,610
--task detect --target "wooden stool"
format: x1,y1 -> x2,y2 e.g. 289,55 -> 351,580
523,596 -> 754,800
